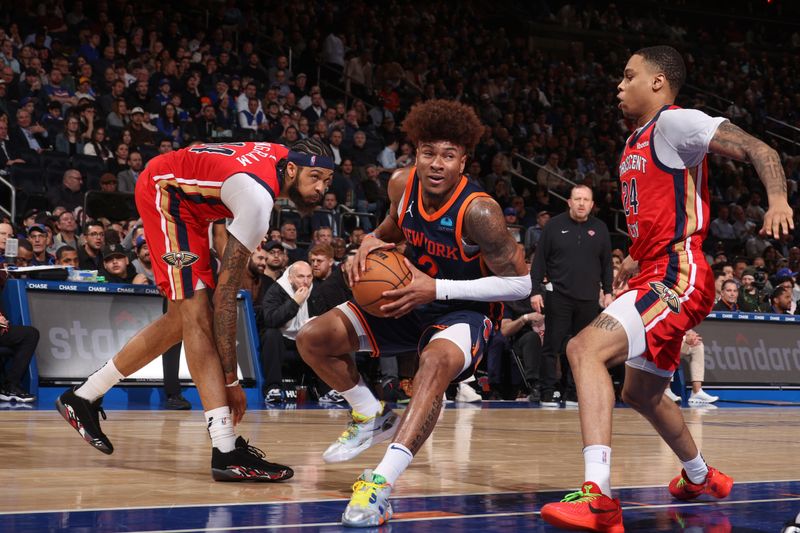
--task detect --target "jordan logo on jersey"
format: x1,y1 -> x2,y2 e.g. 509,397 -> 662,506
162,251 -> 200,269
649,281 -> 681,314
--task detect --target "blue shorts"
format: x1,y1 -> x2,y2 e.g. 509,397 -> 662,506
337,301 -> 494,382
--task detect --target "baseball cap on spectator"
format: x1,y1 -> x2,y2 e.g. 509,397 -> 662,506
776,267 -> 798,279
200,96 -> 212,108
19,96 -> 35,106
262,240 -> 283,252
100,173 -> 117,186
130,106 -> 145,115
503,207 -> 517,216
27,224 -> 47,235
102,244 -> 127,260
135,235 -> 147,251
159,78 -> 170,86
79,76 -> 91,85
743,267 -> 757,277
537,210 -> 550,217
23,208 -> 41,220
0,79 -> 5,85
296,72 -> 307,79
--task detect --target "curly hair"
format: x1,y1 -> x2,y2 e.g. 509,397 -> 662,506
401,99 -> 484,154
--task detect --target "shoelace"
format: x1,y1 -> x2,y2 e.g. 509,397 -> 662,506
560,485 -> 601,504
338,420 -> 360,443
241,440 -> 267,459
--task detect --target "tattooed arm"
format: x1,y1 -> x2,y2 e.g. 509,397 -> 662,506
465,197 -> 529,277
212,233 -> 251,384
709,121 -> 794,237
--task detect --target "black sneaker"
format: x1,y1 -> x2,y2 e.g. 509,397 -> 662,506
0,384 -> 36,403
540,390 -> 559,407
165,394 -> 191,410
211,436 -> 294,482
55,387 -> 114,455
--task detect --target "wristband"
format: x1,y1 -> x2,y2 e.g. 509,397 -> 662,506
225,380 -> 240,388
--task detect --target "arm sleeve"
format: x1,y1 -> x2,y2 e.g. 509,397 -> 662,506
654,109 -> 727,168
220,172 -> 273,252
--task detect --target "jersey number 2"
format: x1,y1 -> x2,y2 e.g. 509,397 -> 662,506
621,178 -> 639,216
188,143 -> 246,156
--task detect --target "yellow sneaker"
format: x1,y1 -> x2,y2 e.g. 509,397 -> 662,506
341,469 -> 393,527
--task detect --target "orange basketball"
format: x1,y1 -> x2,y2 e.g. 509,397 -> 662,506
352,249 -> 413,317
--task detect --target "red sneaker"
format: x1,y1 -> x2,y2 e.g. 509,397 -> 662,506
540,481 -> 624,532
669,466 -> 733,501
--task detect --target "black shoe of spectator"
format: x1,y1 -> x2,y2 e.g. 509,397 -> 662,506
211,436 -> 294,482
540,390 -> 559,407
0,384 -> 36,403
527,388 -> 541,403
56,387 -> 114,454
166,394 -> 191,410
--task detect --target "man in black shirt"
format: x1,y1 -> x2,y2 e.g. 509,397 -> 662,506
530,185 -> 613,406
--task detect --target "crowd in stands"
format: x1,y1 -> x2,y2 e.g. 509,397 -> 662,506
0,0 -> 799,401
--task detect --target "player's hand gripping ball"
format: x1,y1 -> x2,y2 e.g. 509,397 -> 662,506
352,249 -> 412,317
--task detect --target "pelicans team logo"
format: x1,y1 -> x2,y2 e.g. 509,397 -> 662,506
162,251 -> 199,269
649,281 -> 681,314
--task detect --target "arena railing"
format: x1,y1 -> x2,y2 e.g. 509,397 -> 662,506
511,152 -> 628,236
0,174 -> 17,221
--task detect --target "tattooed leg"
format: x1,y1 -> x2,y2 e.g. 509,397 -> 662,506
567,312 -> 630,446
392,339 -> 464,455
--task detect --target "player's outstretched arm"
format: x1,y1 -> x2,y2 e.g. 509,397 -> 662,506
212,232 -> 251,423
709,121 -> 794,237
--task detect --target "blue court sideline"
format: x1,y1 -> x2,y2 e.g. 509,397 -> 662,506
4,479 -> 799,532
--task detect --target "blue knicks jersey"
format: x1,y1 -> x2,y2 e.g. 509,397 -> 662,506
397,168 -> 501,323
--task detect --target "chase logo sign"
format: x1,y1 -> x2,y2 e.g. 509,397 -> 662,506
162,251 -> 199,269
649,281 -> 681,314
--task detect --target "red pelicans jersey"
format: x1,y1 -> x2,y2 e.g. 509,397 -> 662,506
619,105 -> 725,288
136,142 -> 288,299
610,105 -> 726,372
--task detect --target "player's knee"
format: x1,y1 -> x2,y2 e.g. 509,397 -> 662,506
418,349 -> 462,382
621,387 -> 657,413
566,336 -> 586,368
296,321 -> 323,360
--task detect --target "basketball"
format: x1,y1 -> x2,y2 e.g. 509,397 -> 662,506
352,249 -> 413,317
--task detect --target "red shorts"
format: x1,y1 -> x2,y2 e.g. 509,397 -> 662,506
135,161 -> 216,300
604,255 -> 714,375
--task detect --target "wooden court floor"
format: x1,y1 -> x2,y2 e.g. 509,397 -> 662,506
1,404 -> 798,516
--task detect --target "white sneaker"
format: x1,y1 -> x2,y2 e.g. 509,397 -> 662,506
322,402 -> 399,463
455,382 -> 482,403
688,389 -> 719,404
664,388 -> 681,403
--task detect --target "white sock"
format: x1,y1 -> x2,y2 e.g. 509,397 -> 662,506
205,406 -> 236,453
682,452 -> 708,484
373,443 -> 413,486
584,445 -> 612,496
75,360 -> 125,401
340,376 -> 382,417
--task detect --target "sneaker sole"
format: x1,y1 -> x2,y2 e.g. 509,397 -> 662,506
0,394 -> 35,402
342,504 -> 393,527
541,507 -> 625,533
323,413 -> 399,464
55,397 -> 113,455
212,466 -> 294,482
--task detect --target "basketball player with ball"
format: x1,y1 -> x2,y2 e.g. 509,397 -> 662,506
297,99 -> 530,527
